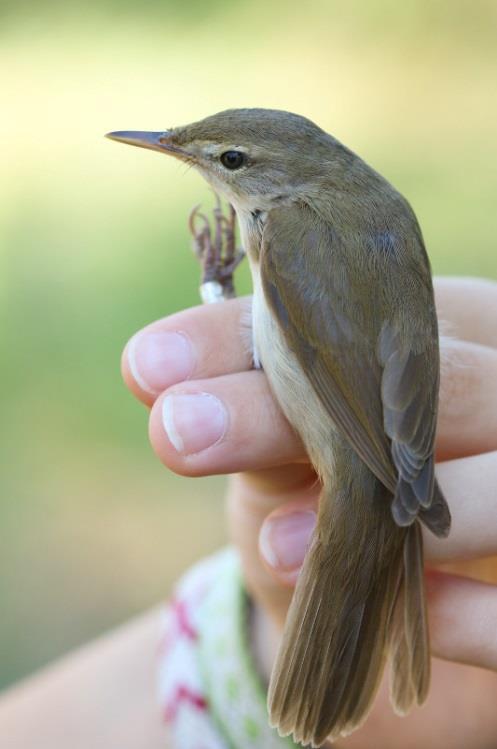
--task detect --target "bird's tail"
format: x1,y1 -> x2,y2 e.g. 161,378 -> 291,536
267,455 -> 429,747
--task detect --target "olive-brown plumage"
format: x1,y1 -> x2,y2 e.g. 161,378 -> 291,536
107,109 -> 451,747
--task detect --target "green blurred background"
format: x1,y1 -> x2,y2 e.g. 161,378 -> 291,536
1,0 -> 496,690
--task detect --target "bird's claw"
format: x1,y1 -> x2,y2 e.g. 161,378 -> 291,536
188,197 -> 245,302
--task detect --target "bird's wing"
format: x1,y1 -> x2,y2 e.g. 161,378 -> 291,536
377,320 -> 440,526
260,203 -> 441,523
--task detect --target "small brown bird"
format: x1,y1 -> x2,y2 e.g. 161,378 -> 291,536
107,110 -> 451,747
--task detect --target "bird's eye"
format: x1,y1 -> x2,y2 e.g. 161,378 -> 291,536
220,150 -> 246,170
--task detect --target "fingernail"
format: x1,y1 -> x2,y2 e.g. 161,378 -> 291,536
128,332 -> 194,395
259,511 -> 316,570
162,393 -> 227,454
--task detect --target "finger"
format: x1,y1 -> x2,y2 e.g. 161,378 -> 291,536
121,278 -> 497,410
148,370 -> 305,477
425,450 -> 497,562
258,500 -> 317,587
438,338 -> 497,460
143,334 -> 497,475
145,340 -> 497,495
238,488 -> 497,673
427,571 -> 497,670
257,451 -> 497,589
435,277 -> 497,350
253,571 -> 497,678
121,297 -> 253,405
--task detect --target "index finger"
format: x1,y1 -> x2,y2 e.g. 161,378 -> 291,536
121,297 -> 253,405
435,277 -> 497,349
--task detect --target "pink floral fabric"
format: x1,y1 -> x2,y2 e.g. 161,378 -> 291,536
157,549 -> 297,749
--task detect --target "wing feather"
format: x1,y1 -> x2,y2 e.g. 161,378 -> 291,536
260,203 -> 449,534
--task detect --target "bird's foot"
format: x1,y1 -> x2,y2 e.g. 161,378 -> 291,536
188,195 -> 245,303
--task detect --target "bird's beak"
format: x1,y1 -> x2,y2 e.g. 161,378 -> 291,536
105,130 -> 185,158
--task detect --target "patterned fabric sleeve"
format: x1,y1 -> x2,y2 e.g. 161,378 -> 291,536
157,548 -> 299,749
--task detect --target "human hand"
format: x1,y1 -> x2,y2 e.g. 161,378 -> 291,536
122,277 -> 497,749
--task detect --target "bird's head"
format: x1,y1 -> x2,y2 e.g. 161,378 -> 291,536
106,108 -> 344,211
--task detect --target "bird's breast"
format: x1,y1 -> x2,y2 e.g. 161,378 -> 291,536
248,258 -> 339,474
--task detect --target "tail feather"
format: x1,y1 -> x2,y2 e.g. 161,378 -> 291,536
390,522 -> 430,713
335,551 -> 403,737
270,540 -> 365,744
268,463 -> 430,747
293,550 -> 366,743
